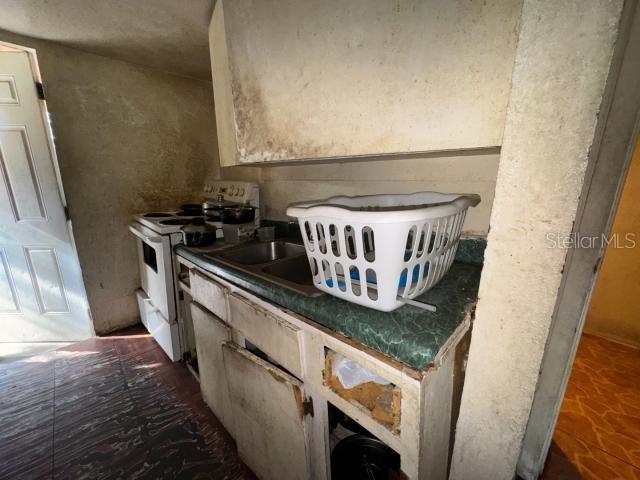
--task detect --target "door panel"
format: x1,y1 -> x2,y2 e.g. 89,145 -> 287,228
0,248 -> 19,313
222,342 -> 311,480
0,51 -> 92,343
24,247 -> 69,313
0,75 -> 19,104
0,126 -> 46,220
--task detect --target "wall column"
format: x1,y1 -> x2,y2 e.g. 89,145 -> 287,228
449,1 -> 626,478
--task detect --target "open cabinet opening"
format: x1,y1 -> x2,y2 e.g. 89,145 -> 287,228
328,402 -> 401,480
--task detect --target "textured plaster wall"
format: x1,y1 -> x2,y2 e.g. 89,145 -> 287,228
585,138 -> 640,348
221,151 -> 499,234
450,1 -> 625,478
0,30 -> 219,334
0,0 -> 215,79
212,0 -> 522,164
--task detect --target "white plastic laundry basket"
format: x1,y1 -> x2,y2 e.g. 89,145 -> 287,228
286,192 -> 481,312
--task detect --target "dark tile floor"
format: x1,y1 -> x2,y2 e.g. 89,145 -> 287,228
542,334 -> 640,479
6,327 -> 637,480
0,326 -> 256,480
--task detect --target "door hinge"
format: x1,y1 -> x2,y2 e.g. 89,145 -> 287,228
302,397 -> 314,417
64,206 -> 70,221
35,82 -> 45,100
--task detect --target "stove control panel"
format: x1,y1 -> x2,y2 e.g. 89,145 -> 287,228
203,181 -> 260,207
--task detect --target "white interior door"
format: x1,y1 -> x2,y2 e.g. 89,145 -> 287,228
0,50 -> 93,344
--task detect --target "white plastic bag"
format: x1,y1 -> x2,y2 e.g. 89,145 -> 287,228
332,353 -> 390,389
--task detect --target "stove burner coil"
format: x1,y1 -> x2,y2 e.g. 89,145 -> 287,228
143,212 -> 172,218
159,218 -> 192,226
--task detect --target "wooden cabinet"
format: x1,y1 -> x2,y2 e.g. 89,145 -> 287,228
177,256 -> 471,480
223,342 -> 313,480
190,301 -> 234,433
209,0 -> 521,165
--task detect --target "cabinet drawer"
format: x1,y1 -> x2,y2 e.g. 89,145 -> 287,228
228,293 -> 303,379
189,270 -> 228,322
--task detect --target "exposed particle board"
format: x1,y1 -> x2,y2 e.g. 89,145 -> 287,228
324,349 -> 402,433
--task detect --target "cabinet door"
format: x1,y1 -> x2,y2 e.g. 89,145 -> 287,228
222,342 -> 312,480
191,302 -> 234,433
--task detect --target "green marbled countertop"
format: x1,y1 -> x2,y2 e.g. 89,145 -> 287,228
176,239 -> 483,371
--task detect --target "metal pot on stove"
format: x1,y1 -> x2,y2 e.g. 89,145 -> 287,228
203,194 -> 232,221
181,218 -> 217,247
222,203 -> 256,224
203,194 -> 256,224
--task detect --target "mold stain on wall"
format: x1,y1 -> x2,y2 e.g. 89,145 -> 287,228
231,71 -> 326,163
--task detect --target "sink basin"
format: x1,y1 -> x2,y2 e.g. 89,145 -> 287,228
205,241 -> 322,297
216,241 -> 306,265
262,255 -> 316,286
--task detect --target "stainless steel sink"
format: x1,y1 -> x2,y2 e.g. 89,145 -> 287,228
262,255 -> 317,286
205,241 -> 323,297
216,241 -> 306,265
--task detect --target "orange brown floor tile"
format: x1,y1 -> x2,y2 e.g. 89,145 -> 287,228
542,334 -> 640,479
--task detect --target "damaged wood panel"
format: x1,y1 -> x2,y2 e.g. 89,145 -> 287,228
210,0 -> 522,164
190,301 -> 235,434
419,327 -> 471,480
222,342 -> 311,480
228,293 -> 304,379
190,270 -> 229,322
324,349 -> 402,434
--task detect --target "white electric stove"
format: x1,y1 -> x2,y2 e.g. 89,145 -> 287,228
129,181 -> 260,361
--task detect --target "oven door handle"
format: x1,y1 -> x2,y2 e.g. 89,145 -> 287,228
129,224 -> 163,244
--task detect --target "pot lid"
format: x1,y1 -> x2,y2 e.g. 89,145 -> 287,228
203,194 -> 240,209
